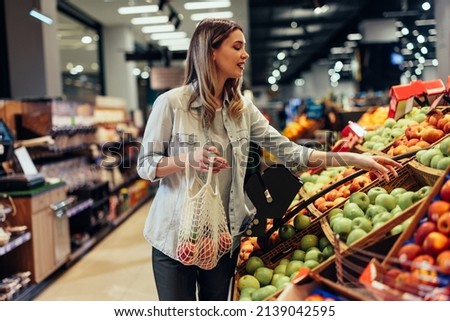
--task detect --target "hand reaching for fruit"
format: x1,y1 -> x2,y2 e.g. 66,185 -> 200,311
355,155 -> 403,182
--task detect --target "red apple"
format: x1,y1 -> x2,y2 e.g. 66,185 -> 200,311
405,125 -> 424,140
414,221 -> 437,246
422,231 -> 450,256
440,180 -> 450,202
420,127 -> 445,144
428,200 -> 450,222
437,212 -> 450,235
411,254 -> 435,271
397,243 -> 423,270
436,250 -> 450,274
177,241 -> 196,264
218,232 -> 232,254
349,176 -> 371,193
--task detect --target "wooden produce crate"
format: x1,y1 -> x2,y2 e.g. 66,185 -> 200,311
232,207 -> 334,301
320,161 -> 436,255
312,234 -> 401,301
369,166 -> 450,300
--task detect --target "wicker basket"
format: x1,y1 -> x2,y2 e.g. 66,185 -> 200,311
232,209 -> 333,301
320,161 -> 438,254
408,159 -> 445,186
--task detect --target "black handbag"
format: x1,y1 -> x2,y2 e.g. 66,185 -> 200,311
244,164 -> 303,236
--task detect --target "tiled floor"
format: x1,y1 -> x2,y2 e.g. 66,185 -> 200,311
34,200 -> 159,301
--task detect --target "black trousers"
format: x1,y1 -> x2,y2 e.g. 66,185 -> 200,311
152,246 -> 239,301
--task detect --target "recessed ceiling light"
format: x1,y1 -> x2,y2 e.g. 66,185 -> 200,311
150,31 -> 187,40
118,5 -> 158,15
190,11 -> 233,21
131,16 -> 169,25
142,24 -> 175,33
184,1 -> 231,10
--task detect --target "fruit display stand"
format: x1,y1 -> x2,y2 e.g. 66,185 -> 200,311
320,160 -> 435,255
232,203 -> 335,301
358,165 -> 450,300
311,233 -> 402,301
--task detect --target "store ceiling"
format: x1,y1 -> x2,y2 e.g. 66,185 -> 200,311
59,0 -> 436,87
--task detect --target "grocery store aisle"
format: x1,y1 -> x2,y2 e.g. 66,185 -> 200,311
34,200 -> 159,301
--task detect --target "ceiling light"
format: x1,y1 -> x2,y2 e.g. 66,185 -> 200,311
142,24 -> 175,33
118,5 -> 158,15
150,31 -> 187,40
158,38 -> 191,46
347,33 -> 362,41
420,46 -> 428,54
184,1 -> 231,10
190,11 -> 233,21
81,36 -> 92,44
276,52 -> 286,60
415,19 -> 436,26
422,2 -> 431,11
131,16 -> 169,25
29,9 -> 53,25
168,43 -> 190,51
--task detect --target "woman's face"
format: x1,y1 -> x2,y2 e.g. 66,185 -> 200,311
212,29 -> 249,84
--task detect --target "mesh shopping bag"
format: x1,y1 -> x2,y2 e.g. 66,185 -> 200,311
176,157 -> 232,270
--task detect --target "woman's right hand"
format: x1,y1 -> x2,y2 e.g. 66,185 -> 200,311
190,146 -> 229,173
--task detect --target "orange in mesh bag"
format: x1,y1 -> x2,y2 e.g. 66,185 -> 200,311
176,157 -> 232,270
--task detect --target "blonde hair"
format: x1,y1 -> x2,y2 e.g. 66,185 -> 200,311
184,18 -> 245,126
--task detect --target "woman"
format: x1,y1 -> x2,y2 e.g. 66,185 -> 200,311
137,18 -> 401,301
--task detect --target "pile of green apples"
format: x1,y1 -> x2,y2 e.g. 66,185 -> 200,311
361,107 -> 428,151
237,233 -> 334,301
300,166 -> 349,195
415,136 -> 450,170
328,185 -> 432,245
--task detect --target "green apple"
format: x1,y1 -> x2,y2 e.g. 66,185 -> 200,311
374,193 -> 397,212
239,287 -> 256,298
274,275 -> 291,290
390,224 -> 404,236
346,228 -> 368,245
383,118 -> 396,128
319,236 -> 331,250
246,256 -> 265,274
328,208 -> 344,220
412,113 -> 427,123
372,211 -> 393,224
413,186 -> 432,202
420,149 -> 441,166
368,187 -> 388,204
430,154 -> 444,169
349,191 -> 371,211
397,191 -> 416,210
304,249 -> 324,263
343,202 -> 365,220
440,136 -> 450,156
390,187 -> 407,198
251,285 -> 277,301
300,172 -> 312,183
238,274 -> 260,290
437,157 -> 450,170
299,234 -> 319,251
293,214 -> 311,231
273,264 -> 287,276
331,217 -> 352,238
254,266 -> 274,286
303,260 -> 320,269
365,204 -> 388,219
285,260 -> 304,277
322,245 -> 335,259
351,216 -> 373,233
390,205 -> 403,216
279,224 -> 296,241
290,249 -> 306,261
416,150 -> 427,162
329,212 -> 344,226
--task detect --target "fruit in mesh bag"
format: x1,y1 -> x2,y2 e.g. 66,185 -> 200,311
177,241 -> 196,265
198,237 -> 214,262
218,231 -> 232,253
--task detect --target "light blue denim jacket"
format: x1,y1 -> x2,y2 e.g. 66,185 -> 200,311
137,85 -> 312,260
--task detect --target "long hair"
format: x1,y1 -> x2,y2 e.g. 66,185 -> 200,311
184,18 -> 245,127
